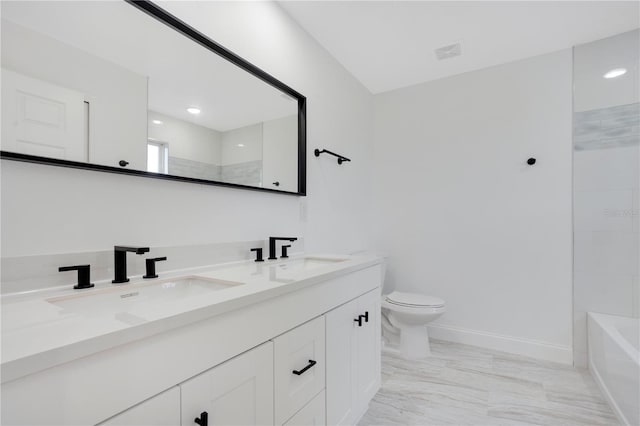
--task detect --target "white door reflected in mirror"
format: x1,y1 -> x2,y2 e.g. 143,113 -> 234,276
1,69 -> 87,162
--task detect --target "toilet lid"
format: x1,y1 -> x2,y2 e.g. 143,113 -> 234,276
385,291 -> 445,308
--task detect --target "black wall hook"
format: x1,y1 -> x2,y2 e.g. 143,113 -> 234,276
314,149 -> 351,165
527,158 -> 536,165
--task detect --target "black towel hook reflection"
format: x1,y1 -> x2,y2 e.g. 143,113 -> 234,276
314,149 -> 351,165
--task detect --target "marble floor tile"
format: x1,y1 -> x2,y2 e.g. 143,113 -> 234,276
359,340 -> 619,426
439,362 -> 546,399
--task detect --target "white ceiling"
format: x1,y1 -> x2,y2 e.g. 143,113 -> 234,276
279,1 -> 640,94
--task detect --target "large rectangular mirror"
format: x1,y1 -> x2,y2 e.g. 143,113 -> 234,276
1,0 -> 306,195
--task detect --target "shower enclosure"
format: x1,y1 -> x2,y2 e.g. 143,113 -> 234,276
572,29 -> 639,426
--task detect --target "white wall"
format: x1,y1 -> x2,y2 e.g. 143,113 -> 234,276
1,1 -> 374,258
1,19 -> 148,170
373,50 -> 574,363
148,110 -> 222,165
220,123 -> 263,165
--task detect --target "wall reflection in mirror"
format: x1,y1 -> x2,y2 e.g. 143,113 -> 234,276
1,1 -> 301,193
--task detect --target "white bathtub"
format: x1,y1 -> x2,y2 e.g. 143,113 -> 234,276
588,312 -> 640,426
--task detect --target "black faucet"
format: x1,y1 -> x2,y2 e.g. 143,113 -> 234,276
112,246 -> 150,283
143,257 -> 167,279
59,264 -> 94,289
268,237 -> 297,260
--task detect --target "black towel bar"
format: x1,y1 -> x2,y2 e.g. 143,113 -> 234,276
314,149 -> 351,165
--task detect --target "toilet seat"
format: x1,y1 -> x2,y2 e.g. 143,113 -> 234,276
385,291 -> 445,308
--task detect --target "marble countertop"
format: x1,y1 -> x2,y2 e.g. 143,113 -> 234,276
1,253 -> 382,383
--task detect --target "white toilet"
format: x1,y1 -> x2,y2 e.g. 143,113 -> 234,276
381,291 -> 445,359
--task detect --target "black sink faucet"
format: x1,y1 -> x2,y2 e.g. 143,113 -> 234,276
268,237 -> 297,260
112,246 -> 150,284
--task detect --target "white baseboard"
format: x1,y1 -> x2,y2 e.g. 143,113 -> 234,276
427,322 -> 573,365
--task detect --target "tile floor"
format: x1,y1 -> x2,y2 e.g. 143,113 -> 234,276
359,340 -> 619,426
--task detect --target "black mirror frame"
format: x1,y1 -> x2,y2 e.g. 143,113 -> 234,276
0,0 -> 307,196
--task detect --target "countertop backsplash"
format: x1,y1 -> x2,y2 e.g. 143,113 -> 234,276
1,239 -> 305,294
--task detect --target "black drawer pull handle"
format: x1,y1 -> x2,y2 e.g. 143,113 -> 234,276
194,411 -> 208,426
292,359 -> 317,375
362,311 -> 369,323
354,316 -> 363,327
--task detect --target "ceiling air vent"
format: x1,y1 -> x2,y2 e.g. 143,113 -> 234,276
434,42 -> 462,60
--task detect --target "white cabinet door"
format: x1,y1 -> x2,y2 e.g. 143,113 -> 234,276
283,390 -> 325,426
326,290 -> 381,425
181,342 -> 274,426
325,297 -> 359,426
356,290 -> 381,404
98,387 -> 180,426
1,68 -> 87,161
274,316 -> 325,425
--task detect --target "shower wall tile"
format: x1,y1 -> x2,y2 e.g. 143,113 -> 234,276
574,102 -> 640,151
573,272 -> 634,317
573,146 -> 638,191
574,231 -> 639,276
168,156 -> 221,181
573,189 -> 634,232
633,275 -> 640,317
575,103 -> 640,123
220,160 -> 262,187
633,190 -> 639,233
573,104 -> 639,368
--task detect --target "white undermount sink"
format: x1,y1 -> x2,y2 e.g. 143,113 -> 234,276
46,276 -> 243,321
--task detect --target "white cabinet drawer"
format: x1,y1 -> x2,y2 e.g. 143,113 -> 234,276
283,390 -> 326,426
180,342 -> 274,426
274,316 -> 326,425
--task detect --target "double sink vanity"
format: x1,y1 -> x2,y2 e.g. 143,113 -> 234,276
1,251 -> 383,425
0,0 -> 379,423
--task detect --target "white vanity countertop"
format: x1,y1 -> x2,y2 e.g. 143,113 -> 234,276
1,254 -> 382,383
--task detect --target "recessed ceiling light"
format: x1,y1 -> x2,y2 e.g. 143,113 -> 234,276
237,144 -> 245,147
152,119 -> 163,125
187,107 -> 201,115
603,68 -> 627,79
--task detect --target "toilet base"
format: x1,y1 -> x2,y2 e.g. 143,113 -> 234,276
382,323 -> 433,359
399,325 -> 431,359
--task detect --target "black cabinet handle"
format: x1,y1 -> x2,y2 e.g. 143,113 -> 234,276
354,312 -> 369,327
272,181 -> 280,187
194,411 -> 208,426
292,359 -> 317,375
